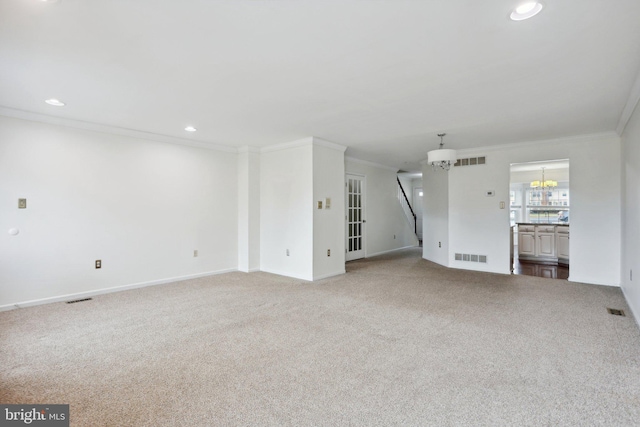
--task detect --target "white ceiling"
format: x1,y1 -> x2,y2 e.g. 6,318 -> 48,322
1,0 -> 639,172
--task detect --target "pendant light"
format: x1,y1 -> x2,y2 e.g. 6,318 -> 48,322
427,133 -> 457,171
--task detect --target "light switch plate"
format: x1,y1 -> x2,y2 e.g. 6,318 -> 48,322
317,201 -> 323,209
325,198 -> 331,209
18,198 -> 26,209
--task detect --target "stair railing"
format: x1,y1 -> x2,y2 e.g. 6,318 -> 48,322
397,177 -> 417,234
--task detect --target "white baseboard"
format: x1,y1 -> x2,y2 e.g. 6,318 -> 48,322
251,268 -> 345,282
313,270 -> 346,281
259,268 -> 312,282
567,275 -> 620,287
0,268 -> 237,312
621,286 -> 640,329
367,245 -> 419,258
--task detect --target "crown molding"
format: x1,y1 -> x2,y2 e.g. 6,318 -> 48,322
617,69 -> 640,135
454,131 -> 620,156
345,156 -> 399,172
0,106 -> 238,153
261,136 -> 347,153
260,137 -> 314,153
237,146 -> 261,154
312,137 -> 348,152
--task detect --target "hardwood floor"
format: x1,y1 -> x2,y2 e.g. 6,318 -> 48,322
512,256 -> 569,280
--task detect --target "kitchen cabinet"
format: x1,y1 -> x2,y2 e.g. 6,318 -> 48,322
537,226 -> 556,258
517,224 -> 569,265
556,226 -> 570,264
518,226 -> 536,257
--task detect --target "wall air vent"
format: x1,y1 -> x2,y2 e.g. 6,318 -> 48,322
454,156 -> 486,167
455,253 -> 487,263
607,308 -> 625,316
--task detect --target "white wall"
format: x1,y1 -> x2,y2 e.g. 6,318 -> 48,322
313,142 -> 346,280
260,141 -> 314,280
345,158 -> 418,257
238,148 -> 260,272
422,165 -> 450,266
0,116 -> 238,309
448,154 -> 510,273
260,138 -> 346,281
621,102 -> 640,325
426,133 -> 622,285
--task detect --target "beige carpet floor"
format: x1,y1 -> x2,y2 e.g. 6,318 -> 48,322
1,248 -> 639,426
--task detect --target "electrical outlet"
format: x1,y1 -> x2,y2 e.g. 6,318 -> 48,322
325,198 -> 331,209
317,201 -> 323,209
327,249 -> 330,257
95,260 -> 101,269
194,250 -> 198,257
286,249 -> 290,256
439,241 -> 441,248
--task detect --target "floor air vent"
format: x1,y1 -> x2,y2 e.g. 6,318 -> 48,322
67,298 -> 93,304
607,308 -> 625,316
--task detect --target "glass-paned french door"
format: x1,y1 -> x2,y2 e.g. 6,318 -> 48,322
346,174 -> 365,261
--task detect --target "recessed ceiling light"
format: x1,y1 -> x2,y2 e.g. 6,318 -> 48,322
185,126 -> 197,132
45,99 -> 65,106
510,1 -> 543,21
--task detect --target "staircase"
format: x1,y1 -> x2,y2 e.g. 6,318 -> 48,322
397,178 -> 421,244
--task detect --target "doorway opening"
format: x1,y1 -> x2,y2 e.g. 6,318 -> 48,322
413,187 -> 424,245
510,159 -> 570,280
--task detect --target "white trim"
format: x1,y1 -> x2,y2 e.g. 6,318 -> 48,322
366,244 -> 419,258
238,268 -> 261,273
238,146 -> 261,154
312,137 -> 348,152
261,136 -> 347,153
259,268 -> 312,281
345,156 -> 399,172
450,131 -> 619,158
621,287 -> 640,329
313,270 -> 346,281
0,268 -> 237,312
617,69 -> 640,135
567,276 -> 620,287
0,106 -> 237,153
261,137 -> 314,153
